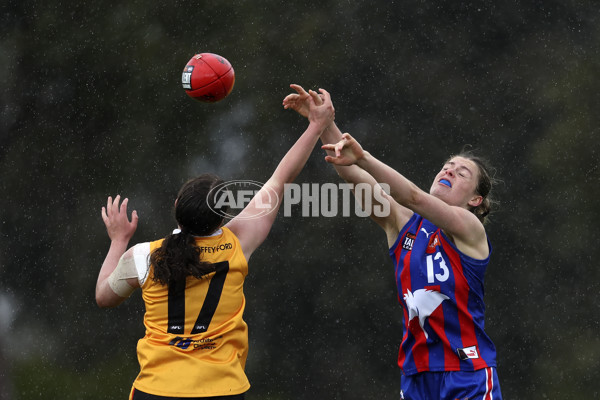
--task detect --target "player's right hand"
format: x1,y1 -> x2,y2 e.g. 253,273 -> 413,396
283,84 -> 311,118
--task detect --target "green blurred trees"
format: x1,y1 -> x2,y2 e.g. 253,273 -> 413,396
1,1 -> 599,399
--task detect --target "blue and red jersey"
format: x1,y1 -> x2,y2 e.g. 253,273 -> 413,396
389,213 -> 498,376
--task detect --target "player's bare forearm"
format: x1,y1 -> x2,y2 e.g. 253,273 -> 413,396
97,196 -> 138,306
319,123 -> 365,184
98,240 -> 128,280
228,88 -> 334,258
227,118 -> 330,258
321,122 -> 344,147
356,151 -> 423,209
270,121 -> 323,188
270,88 -> 333,186
96,238 -> 129,306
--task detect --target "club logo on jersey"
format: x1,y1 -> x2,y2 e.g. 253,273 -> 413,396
426,233 -> 440,254
403,232 -> 416,251
403,288 -> 449,339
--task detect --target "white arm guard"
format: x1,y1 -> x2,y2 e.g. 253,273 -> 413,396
107,253 -> 138,298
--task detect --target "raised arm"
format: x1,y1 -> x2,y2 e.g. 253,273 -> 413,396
324,133 -> 488,258
284,84 -> 408,245
96,195 -> 140,308
226,89 -> 335,260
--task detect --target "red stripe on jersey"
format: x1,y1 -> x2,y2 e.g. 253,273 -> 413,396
409,312 -> 429,373
403,220 -> 432,372
397,248 -> 411,368
483,367 -> 493,399
442,235 -> 489,371
394,219 -> 420,369
392,241 -> 404,302
424,284 -> 460,371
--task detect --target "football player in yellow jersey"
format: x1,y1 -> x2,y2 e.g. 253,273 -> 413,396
95,88 -> 335,400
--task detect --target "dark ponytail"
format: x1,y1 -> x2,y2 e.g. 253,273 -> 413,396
150,174 -> 228,285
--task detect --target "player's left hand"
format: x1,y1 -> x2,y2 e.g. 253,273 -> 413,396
307,88 -> 335,128
322,133 -> 364,166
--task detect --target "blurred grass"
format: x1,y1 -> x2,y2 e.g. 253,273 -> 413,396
12,355 -> 137,400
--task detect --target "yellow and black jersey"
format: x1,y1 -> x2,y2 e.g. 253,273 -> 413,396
130,227 -> 250,397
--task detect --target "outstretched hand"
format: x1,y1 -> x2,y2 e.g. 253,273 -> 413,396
101,195 -> 138,243
321,133 -> 365,166
282,84 -> 312,118
307,88 -> 335,127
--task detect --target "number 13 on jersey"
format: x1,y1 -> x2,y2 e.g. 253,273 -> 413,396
426,253 -> 449,283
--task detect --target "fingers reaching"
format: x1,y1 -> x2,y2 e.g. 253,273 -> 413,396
320,133 -> 361,166
308,89 -> 323,106
335,140 -> 345,157
120,197 -> 129,215
283,84 -> 312,117
282,94 -> 297,109
284,84 -> 334,125
131,209 -> 139,229
289,84 -> 309,96
120,197 -> 139,227
318,88 -> 330,103
102,195 -> 138,241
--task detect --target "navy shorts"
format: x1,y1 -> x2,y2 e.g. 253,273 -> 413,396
400,367 -> 502,400
131,388 -> 245,400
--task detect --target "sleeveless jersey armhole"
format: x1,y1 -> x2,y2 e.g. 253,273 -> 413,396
389,213 -> 419,252
131,242 -> 152,286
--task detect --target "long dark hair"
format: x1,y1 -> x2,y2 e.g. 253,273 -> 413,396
150,174 -> 228,285
451,149 -> 499,224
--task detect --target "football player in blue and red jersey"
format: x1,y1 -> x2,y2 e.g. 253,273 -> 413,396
284,84 -> 502,400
